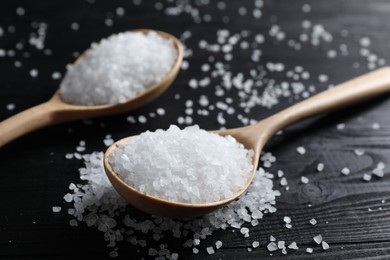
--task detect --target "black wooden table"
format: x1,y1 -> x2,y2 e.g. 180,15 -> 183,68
1,0 -> 390,259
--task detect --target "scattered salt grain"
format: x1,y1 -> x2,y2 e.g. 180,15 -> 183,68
6,103 -> 15,111
252,241 -> 260,248
301,176 -> 309,184
372,168 -> 384,178
16,7 -> 25,16
270,235 -> 276,242
215,240 -> 223,249
302,4 -> 311,13
306,248 -> 313,253
337,123 -> 345,130
109,125 -> 253,204
52,71 -> 62,80
313,234 -> 322,244
29,68 -> 38,78
267,242 -> 278,252
363,173 -> 372,182
69,219 -> 78,226
60,31 -> 178,105
70,22 -> 79,31
318,74 -> 328,83
296,146 -> 306,155
317,163 -> 324,172
52,206 -> 62,213
104,135 -> 114,146
283,216 -> 291,224
156,108 -> 165,116
309,218 -> 317,225
288,242 -> 299,250
354,149 -> 365,156
322,241 -> 330,250
240,227 -> 250,237
280,177 -> 288,186
277,241 -> 285,249
341,167 -> 350,176
206,246 -> 215,254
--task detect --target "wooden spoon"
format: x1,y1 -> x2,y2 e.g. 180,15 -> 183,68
104,67 -> 390,218
0,29 -> 183,147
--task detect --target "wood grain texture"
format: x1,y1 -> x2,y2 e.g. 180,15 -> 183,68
1,0 -> 390,259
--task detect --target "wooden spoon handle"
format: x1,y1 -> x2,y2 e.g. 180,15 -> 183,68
263,67 -> 390,133
0,101 -> 60,147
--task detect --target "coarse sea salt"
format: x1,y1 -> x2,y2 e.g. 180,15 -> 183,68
109,125 -> 254,204
62,148 -> 279,257
60,31 -> 177,106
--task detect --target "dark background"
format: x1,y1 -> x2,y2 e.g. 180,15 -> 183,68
1,0 -> 390,259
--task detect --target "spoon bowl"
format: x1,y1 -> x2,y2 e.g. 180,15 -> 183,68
0,29 -> 183,147
104,67 -> 390,218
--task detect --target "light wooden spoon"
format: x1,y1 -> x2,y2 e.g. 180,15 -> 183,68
104,67 -> 390,218
0,29 -> 183,147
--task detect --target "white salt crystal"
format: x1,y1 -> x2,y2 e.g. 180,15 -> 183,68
30,69 -> 39,78
60,31 -> 178,106
71,22 -> 79,31
372,123 -> 380,130
52,71 -> 62,80
318,74 -> 328,83
359,37 -> 371,47
6,103 -> 15,111
280,177 -> 288,186
215,240 -> 223,249
156,108 -> 165,116
283,216 -> 291,224
354,149 -> 365,156
171,253 -> 179,260
52,206 -> 62,213
317,163 -> 324,172
267,242 -> 278,252
148,248 -> 158,256
322,241 -> 330,250
252,241 -> 259,248
109,125 -> 253,204
69,219 -> 78,226
372,168 -> 384,178
363,173 -> 372,182
337,123 -> 345,130
302,4 -> 311,13
313,234 -> 322,244
109,251 -> 118,258
341,167 -> 350,176
270,235 -> 276,241
301,176 -> 309,184
378,162 -> 385,170
306,248 -> 313,253
206,246 -> 215,254
240,227 -> 250,237
296,146 -> 306,154
138,115 -> 147,124
288,242 -> 298,250
192,248 -> 199,254
309,218 -> 317,225
277,241 -> 285,249
116,7 -> 125,16
64,193 -> 73,202
16,7 -> 25,16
